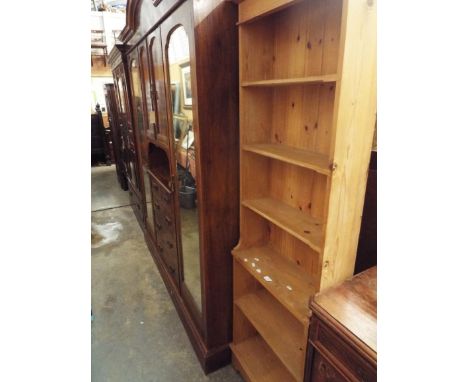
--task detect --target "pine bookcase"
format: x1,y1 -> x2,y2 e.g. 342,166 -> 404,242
230,0 -> 377,381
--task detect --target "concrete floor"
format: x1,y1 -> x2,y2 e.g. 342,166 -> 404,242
91,165 -> 242,382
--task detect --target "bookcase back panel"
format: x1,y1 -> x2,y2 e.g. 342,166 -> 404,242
240,0 -> 343,82
239,207 -> 270,248
241,84 -> 335,157
269,225 -> 321,282
241,152 -> 271,201
241,88 -> 273,144
271,84 -> 335,155
269,160 -> 328,221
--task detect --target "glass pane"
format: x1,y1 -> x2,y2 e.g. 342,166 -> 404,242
131,59 -> 145,140
167,26 -> 201,313
140,47 -> 156,138
117,77 -> 126,113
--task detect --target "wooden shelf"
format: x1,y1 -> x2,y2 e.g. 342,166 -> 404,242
231,336 -> 295,382
242,198 -> 323,252
235,289 -> 305,381
233,245 -> 316,325
243,143 -> 331,175
241,75 -> 337,88
238,0 -> 303,25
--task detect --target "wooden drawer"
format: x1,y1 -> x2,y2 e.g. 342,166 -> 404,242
153,195 -> 172,217
310,351 -> 348,382
311,318 -> 376,382
152,183 -> 172,209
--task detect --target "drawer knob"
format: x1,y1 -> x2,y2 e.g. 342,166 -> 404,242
164,216 -> 172,224
166,240 -> 173,248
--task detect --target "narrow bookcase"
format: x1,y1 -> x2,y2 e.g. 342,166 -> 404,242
230,0 -> 377,381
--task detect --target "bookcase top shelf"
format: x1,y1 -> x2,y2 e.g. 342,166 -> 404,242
242,198 -> 324,252
243,143 -> 331,175
241,75 -> 337,88
233,245 -> 317,324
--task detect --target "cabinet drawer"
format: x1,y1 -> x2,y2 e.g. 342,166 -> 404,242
152,184 -> 172,208
311,319 -> 376,382
153,197 -> 172,217
311,351 -> 348,382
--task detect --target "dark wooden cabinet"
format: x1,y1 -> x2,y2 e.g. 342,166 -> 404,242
104,83 -> 128,190
109,0 -> 239,373
305,267 -> 377,382
109,45 -> 144,223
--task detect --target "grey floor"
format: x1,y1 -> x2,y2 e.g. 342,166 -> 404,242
91,165 -> 242,382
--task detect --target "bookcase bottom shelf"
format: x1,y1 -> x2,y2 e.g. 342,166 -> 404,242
231,336 -> 296,382
235,289 -> 304,381
233,245 -> 317,325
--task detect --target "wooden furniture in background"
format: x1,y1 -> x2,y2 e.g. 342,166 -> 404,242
231,0 -> 376,380
305,266 -> 377,382
104,83 -> 129,190
91,104 -> 113,166
108,44 -> 144,221
354,150 -> 377,275
109,0 -> 239,373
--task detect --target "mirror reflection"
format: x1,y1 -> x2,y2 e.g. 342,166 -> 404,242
168,26 -> 201,313
143,165 -> 154,237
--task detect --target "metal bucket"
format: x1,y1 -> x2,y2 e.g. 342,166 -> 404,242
179,186 -> 196,209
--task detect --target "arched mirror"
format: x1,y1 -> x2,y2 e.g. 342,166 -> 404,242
167,26 -> 201,314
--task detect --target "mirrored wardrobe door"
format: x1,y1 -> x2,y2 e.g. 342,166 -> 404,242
166,25 -> 202,315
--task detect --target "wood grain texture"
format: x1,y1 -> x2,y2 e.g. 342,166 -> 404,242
190,0 -> 240,350
321,0 -> 377,289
